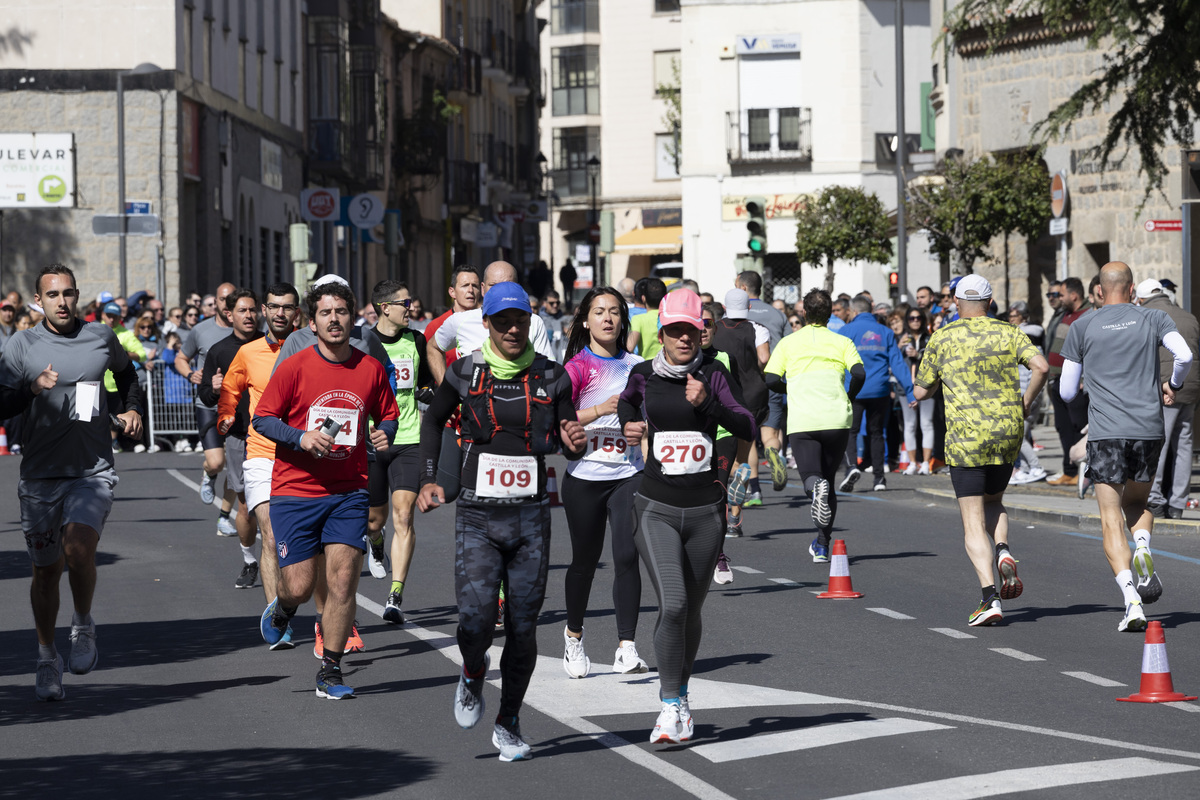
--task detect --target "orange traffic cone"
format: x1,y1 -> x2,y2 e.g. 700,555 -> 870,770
546,466 -> 561,507
1117,621 -> 1197,703
817,539 -> 863,599
0,426 -> 10,456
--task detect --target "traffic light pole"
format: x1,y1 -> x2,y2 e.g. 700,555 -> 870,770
894,0 -> 908,302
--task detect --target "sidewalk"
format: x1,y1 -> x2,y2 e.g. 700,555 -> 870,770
867,421 -> 1200,536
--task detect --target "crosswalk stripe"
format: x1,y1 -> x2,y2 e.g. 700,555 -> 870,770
731,565 -> 763,574
1062,671 -> 1126,687
867,608 -> 914,620
1164,701 -> 1200,713
989,647 -> 1045,662
929,627 -> 976,639
691,718 -> 951,764
770,578 -> 800,586
821,756 -> 1198,799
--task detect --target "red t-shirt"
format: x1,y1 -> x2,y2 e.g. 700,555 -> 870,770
256,345 -> 399,498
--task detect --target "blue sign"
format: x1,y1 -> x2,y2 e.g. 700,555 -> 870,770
125,201 -> 152,215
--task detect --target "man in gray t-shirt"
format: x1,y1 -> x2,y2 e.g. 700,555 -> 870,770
0,265 -> 144,701
1059,261 -> 1193,634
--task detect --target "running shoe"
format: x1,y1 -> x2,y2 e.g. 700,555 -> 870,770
346,623 -> 365,653
903,462 -> 918,476
454,652 -> 490,729
316,663 -> 355,700
743,491 -> 763,508
313,621 -> 325,659
1133,546 -> 1163,604
613,641 -> 649,674
270,625 -> 295,651
968,594 -> 1003,627
216,515 -> 237,537
713,552 -> 734,585
650,701 -> 682,744
260,598 -> 287,645
496,594 -> 506,630
563,626 -> 590,679
766,447 -> 788,492
809,537 -> 830,563
366,535 -> 389,579
200,470 -> 217,505
997,550 -> 1023,600
726,463 -> 751,506
1119,600 -> 1148,632
383,590 -> 405,624
68,620 -> 98,675
235,561 -> 259,590
1077,464 -> 1092,499
678,695 -> 695,742
35,654 -> 65,701
839,467 -> 861,493
873,479 -> 887,492
810,478 -> 832,528
918,461 -> 931,476
493,717 -> 532,761
726,510 -> 743,539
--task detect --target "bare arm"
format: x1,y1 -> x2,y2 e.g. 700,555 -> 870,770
1024,354 -> 1050,416
426,337 -> 448,385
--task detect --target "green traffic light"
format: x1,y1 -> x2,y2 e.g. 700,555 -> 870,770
749,238 -> 764,253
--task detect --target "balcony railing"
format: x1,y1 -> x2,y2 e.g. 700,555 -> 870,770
725,107 -> 812,164
309,119 -> 346,165
550,167 -> 596,199
447,159 -> 480,207
551,0 -> 599,34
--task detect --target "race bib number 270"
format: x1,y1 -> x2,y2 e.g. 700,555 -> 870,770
653,431 -> 712,475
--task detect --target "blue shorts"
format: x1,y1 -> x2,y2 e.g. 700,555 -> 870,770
270,490 -> 370,567
764,389 -> 786,431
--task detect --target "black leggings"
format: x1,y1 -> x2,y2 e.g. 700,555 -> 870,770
790,429 -> 850,544
715,436 -> 738,486
437,425 -> 463,502
562,472 -> 642,641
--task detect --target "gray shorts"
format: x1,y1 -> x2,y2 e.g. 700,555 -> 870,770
224,435 -> 246,494
19,469 -> 118,567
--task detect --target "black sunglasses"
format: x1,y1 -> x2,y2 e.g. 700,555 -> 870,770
907,315 -> 922,320
1046,292 -> 1062,298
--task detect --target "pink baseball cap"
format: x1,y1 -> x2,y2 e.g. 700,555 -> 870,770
657,288 -> 704,330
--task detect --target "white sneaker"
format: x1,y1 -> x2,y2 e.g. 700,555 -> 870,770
133,444 -> 147,453
492,718 -> 532,761
365,535 -> 389,580
1008,469 -> 1028,485
563,627 -> 590,678
918,461 -> 931,476
69,620 -> 98,675
713,552 -> 734,585
1024,466 -> 1047,482
173,439 -> 189,453
678,695 -> 695,741
650,701 -> 681,743
903,462 -> 918,475
216,515 -> 237,537
613,641 -> 649,674
35,653 -> 65,701
1119,600 -> 1148,633
453,652 -> 489,729
200,470 -> 217,505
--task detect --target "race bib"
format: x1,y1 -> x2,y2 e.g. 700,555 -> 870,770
392,357 -> 414,390
654,431 -> 713,475
583,426 -> 630,464
306,405 -> 359,447
75,381 -> 101,422
475,453 -> 538,499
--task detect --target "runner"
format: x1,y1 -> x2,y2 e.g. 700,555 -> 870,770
0,263 -> 144,701
626,278 -> 666,359
366,279 -> 434,624
560,287 -> 648,677
218,283 -> 301,646
913,276 -> 1048,627
617,288 -> 756,744
763,289 -> 865,564
715,288 -> 770,517
417,282 -> 585,761
1059,262 -> 1193,631
735,271 -> 790,494
175,281 -> 238,535
254,280 -> 399,698
199,289 -> 263,589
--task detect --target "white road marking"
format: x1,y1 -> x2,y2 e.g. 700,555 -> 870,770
731,565 -> 763,574
867,608 -> 914,620
1164,702 -> 1200,713
1062,671 -> 1126,688
989,647 -> 1045,662
929,627 -> 976,640
770,578 -> 800,586
822,757 -> 1198,799
691,718 -> 951,764
167,468 -> 202,493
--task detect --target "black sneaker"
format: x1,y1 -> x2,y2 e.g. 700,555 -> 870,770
839,468 -> 862,493
235,561 -> 259,590
383,590 -> 405,624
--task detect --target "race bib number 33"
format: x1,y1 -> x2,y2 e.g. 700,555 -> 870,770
653,431 -> 712,475
475,453 -> 538,498
392,357 -> 414,390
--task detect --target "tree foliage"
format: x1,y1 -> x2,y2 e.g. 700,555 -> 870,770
794,186 -> 893,293
905,153 -> 1051,275
946,0 -> 1200,201
656,56 -> 682,174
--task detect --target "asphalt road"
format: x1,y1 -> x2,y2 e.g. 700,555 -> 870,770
3,451 -> 1200,799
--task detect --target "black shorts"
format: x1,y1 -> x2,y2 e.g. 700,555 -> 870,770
1086,439 -> 1164,485
195,405 -> 223,451
369,443 -> 421,505
949,464 -> 1013,498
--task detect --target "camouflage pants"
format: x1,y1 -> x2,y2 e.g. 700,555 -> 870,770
455,500 -> 551,718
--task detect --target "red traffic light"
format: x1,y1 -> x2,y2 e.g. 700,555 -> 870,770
888,271 -> 899,286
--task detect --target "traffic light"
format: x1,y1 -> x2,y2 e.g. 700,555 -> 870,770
888,269 -> 899,299
745,196 -> 768,256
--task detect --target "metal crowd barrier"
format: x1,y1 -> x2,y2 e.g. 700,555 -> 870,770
145,366 -> 199,451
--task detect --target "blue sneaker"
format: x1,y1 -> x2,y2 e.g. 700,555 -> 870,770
809,538 -> 830,563
316,663 -> 355,700
727,463 -> 751,506
270,624 -> 295,651
260,598 -> 287,645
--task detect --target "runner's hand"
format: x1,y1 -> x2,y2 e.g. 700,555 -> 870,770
417,483 -> 446,512
369,424 -> 389,451
117,410 -> 143,440
211,367 -> 223,392
595,394 -> 620,417
188,369 -> 202,385
217,417 -> 233,436
685,373 -> 707,407
1163,382 -> 1177,407
623,421 -> 647,446
560,419 -> 586,452
300,428 -> 335,459
32,363 -> 57,395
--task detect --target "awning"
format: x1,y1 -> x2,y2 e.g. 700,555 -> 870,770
614,225 -> 683,256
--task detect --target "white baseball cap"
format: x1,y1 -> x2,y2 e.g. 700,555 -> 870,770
313,274 -> 350,288
954,274 -> 993,301
1135,278 -> 1164,300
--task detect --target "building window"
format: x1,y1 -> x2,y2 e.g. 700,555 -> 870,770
552,126 -> 600,197
550,0 -> 599,34
655,133 -> 679,180
551,46 -> 599,116
655,0 -> 680,12
779,107 -> 800,151
654,51 -> 679,95
747,109 -> 771,152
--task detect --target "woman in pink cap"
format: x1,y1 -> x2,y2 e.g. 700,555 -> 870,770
617,288 -> 756,744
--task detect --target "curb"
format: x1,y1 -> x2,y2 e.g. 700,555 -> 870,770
912,487 -> 1200,536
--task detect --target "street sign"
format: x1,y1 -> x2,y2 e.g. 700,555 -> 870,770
125,201 -> 152,215
91,214 -> 160,236
348,193 -> 385,229
1051,172 -> 1068,218
1049,217 -> 1068,236
0,133 -> 75,208
475,222 -> 499,247
588,223 -> 600,243
524,200 -> 548,221
1145,219 -> 1183,232
301,188 -> 340,222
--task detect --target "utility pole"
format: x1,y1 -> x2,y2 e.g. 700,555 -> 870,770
894,0 -> 908,302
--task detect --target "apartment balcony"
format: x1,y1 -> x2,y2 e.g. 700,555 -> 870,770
447,159 -> 481,208
725,107 -> 812,165
447,48 -> 482,96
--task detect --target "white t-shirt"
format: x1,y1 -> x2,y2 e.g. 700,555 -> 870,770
434,308 -> 555,360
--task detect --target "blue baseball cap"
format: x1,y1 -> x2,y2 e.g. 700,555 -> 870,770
482,281 -> 532,316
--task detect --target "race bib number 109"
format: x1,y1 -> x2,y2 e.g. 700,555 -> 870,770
475,453 -> 538,498
653,431 -> 712,475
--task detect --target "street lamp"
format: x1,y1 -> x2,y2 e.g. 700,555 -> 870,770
586,155 -> 600,284
117,62 -> 162,299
